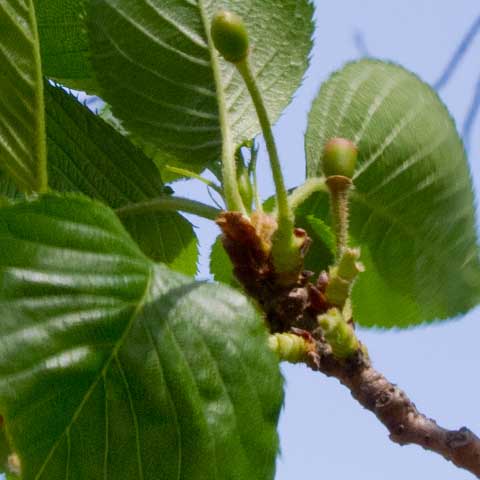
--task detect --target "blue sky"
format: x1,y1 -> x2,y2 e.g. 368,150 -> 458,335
175,1 -> 480,479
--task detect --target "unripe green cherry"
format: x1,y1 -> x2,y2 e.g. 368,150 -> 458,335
322,138 -> 358,178
211,10 -> 249,63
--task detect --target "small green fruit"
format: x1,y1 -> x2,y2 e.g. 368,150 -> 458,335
322,138 -> 358,178
211,10 -> 249,63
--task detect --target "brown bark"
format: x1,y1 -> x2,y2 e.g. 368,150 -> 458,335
309,346 -> 480,477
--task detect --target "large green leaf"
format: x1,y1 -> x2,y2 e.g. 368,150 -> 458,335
210,235 -> 237,288
45,83 -> 198,275
0,428 -> 13,475
0,169 -> 19,201
305,60 -> 480,327
86,0 -> 314,171
99,103 -> 210,183
0,0 -> 47,192
294,193 -> 335,274
34,0 -> 97,92
0,194 -> 283,480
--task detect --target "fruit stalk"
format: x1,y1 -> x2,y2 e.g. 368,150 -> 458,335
322,138 -> 358,260
327,175 -> 352,259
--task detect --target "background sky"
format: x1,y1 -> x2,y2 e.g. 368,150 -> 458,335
175,1 -> 480,479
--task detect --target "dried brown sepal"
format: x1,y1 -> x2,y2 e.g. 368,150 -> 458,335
216,212 -> 338,333
216,212 -> 274,290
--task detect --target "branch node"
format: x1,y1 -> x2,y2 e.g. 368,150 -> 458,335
447,427 -> 473,449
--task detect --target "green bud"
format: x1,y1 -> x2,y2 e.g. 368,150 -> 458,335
238,167 -> 253,211
325,248 -> 364,308
324,268 -> 350,307
318,307 -> 343,332
235,147 -> 254,211
211,11 -> 249,63
318,308 -> 359,359
268,333 -> 310,363
322,138 -> 358,178
337,247 -> 364,281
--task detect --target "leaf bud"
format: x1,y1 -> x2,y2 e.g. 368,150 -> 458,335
235,146 -> 253,211
318,308 -> 359,359
322,138 -> 358,178
268,333 -> 309,363
211,10 -> 249,63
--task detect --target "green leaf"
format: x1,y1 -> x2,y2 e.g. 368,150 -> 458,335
305,60 -> 480,327
300,214 -> 335,273
0,428 -> 12,474
0,170 -> 20,201
210,235 -> 238,288
99,104 -> 212,183
86,0 -> 314,171
34,0 -> 97,92
45,83 -> 198,275
0,194 -> 283,480
0,0 -> 47,192
0,437 -> 20,479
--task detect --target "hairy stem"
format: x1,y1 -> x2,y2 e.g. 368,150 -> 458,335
115,196 -> 221,221
236,59 -> 292,229
326,176 -> 352,260
200,3 -> 245,213
287,178 -> 328,212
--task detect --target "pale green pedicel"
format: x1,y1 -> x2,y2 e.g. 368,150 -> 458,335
200,1 -> 245,212
305,60 -> 480,327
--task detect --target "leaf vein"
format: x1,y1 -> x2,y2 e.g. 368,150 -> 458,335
32,266 -> 153,479
115,355 -> 144,480
102,3 -> 210,68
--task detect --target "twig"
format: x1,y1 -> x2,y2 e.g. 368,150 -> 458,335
307,345 -> 480,477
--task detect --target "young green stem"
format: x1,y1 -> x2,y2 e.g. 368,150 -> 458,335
250,146 -> 263,213
164,165 -> 224,196
236,59 -> 292,227
236,59 -> 301,275
326,176 -> 352,260
287,178 -> 328,213
201,5 -> 246,214
116,196 -> 221,221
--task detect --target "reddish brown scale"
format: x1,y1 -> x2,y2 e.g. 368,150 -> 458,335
216,211 -> 335,333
